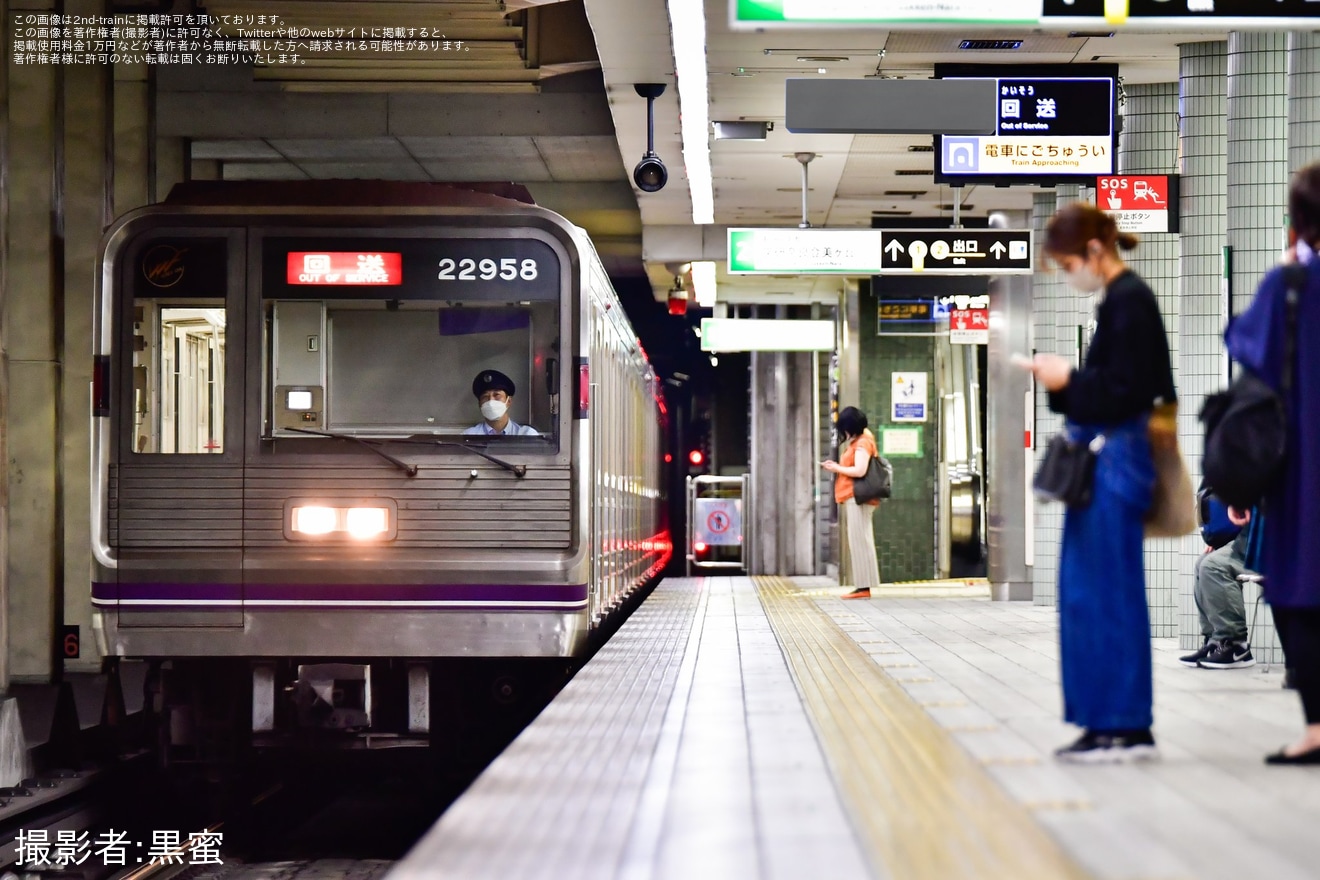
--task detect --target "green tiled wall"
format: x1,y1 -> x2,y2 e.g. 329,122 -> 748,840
858,287 -> 937,583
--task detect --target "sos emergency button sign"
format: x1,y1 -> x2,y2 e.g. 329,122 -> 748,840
1096,175 -> 1180,234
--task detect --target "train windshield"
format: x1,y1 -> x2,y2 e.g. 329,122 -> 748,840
262,237 -> 562,449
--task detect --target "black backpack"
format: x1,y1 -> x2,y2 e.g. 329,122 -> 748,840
1199,265 -> 1306,511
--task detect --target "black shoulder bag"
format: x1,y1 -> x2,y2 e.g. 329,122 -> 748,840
852,448 -> 893,504
1199,265 -> 1306,511
1033,430 -> 1106,508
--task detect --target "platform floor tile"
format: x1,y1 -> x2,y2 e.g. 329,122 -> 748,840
811,577 -> 1320,880
389,578 -> 870,880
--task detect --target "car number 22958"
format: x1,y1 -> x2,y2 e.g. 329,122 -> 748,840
438,258 -> 539,281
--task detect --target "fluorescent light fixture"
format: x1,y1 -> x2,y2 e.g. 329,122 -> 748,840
700,318 -> 834,352
712,121 -> 768,140
691,261 -> 717,307
666,0 -> 714,224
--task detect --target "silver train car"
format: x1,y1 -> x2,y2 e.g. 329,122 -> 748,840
91,181 -> 670,748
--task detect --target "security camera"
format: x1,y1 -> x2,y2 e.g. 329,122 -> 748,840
635,152 -> 668,192
634,83 -> 668,194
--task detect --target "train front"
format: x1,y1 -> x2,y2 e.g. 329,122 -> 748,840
90,194 -> 597,744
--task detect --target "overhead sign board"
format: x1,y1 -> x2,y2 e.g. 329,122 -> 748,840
700,318 -> 835,352
1040,0 -> 1320,28
935,68 -> 1118,185
732,0 -> 1040,27
729,228 -> 1033,276
786,79 -> 997,137
1096,175 -> 1181,234
727,228 -> 885,275
878,229 -> 1033,275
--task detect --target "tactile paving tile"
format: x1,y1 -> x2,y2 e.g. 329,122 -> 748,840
754,575 -> 1094,880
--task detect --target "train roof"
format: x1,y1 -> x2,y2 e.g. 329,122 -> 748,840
162,180 -> 538,211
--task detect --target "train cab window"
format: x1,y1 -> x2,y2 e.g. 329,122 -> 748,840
130,302 -> 227,454
264,299 -> 559,450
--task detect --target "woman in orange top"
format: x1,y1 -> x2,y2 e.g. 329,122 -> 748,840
822,406 -> 882,599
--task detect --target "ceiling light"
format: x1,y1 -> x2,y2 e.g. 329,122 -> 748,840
817,67 -> 827,74
797,56 -> 847,62
1068,31 -> 1115,38
908,144 -> 935,153
666,0 -> 714,224
691,261 -> 717,308
713,121 -> 769,140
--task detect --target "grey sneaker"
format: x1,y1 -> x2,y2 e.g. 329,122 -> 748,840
1199,641 -> 1256,669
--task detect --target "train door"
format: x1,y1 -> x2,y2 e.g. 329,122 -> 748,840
109,231 -> 245,627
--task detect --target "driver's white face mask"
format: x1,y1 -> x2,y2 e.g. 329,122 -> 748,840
481,399 -> 508,421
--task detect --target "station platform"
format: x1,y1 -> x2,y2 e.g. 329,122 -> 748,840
389,577 -> 1320,880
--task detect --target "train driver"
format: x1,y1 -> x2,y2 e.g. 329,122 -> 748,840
463,369 -> 539,436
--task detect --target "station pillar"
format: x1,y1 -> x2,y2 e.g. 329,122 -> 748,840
1119,82 -> 1182,636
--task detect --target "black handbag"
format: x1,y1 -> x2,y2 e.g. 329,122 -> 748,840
1034,431 -> 1106,508
852,452 -> 893,504
1199,265 -> 1306,511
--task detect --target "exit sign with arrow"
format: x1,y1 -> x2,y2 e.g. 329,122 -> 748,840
876,229 -> 1033,275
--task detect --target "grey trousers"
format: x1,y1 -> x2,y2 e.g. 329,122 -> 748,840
842,501 -> 881,590
1193,530 -> 1252,644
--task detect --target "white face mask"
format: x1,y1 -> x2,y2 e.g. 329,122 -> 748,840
1066,265 -> 1106,294
480,399 -> 508,421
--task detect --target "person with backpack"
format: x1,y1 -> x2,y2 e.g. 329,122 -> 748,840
821,406 -> 883,600
1223,162 -> 1320,764
1020,203 -> 1174,763
1180,486 -> 1256,669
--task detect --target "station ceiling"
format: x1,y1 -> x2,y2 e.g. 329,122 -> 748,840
174,0 -> 1226,302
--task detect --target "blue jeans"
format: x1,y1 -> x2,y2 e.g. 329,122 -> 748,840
1058,416 -> 1156,732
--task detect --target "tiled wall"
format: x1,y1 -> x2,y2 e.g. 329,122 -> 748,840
859,287 -> 937,583
1229,33 -> 1289,315
1030,185 -> 1086,606
1121,82 -> 1183,637
1287,32 -> 1320,176
1177,41 -> 1230,651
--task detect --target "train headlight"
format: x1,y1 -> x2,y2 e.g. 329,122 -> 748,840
346,507 -> 390,538
286,500 -> 397,541
292,506 -> 337,535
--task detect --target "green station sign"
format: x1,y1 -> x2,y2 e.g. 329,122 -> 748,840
731,0 -> 1040,26
727,228 -> 885,275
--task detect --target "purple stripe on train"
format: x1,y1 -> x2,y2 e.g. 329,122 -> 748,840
92,581 -> 590,607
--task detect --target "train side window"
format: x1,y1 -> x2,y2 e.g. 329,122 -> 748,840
131,301 -> 227,454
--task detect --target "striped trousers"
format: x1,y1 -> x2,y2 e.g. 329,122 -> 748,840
842,501 -> 881,590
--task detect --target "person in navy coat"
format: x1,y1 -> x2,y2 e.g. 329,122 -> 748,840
1225,162 -> 1320,765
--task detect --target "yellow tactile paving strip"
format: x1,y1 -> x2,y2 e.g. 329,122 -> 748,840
754,575 -> 1094,880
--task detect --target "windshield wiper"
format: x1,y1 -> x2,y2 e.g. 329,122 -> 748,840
282,427 -> 419,477
406,438 -> 528,478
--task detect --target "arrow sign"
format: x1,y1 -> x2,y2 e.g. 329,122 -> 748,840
877,229 -> 1033,275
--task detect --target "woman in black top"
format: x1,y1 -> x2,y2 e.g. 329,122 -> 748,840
1023,203 -> 1176,764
